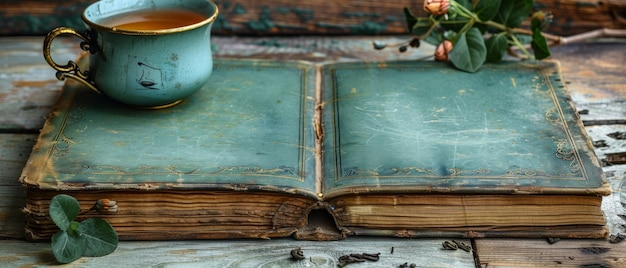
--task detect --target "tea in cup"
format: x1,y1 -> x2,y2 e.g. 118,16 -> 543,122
43,0 -> 219,108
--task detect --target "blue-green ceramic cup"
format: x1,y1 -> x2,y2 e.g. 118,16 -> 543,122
43,0 -> 219,108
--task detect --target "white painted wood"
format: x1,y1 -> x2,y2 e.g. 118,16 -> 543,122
0,238 -> 476,267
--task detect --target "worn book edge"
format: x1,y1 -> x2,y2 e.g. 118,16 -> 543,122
19,58 -> 611,241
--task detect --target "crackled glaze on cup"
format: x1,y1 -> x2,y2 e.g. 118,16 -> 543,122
43,0 -> 218,108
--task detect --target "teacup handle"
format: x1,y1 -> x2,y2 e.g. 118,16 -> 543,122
43,27 -> 101,94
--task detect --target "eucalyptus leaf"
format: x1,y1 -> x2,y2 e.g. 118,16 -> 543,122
49,194 -> 81,231
485,34 -> 508,62
449,27 -> 486,72
475,0 -> 502,21
493,0 -> 533,28
51,231 -> 87,264
79,218 -> 119,257
531,28 -> 551,59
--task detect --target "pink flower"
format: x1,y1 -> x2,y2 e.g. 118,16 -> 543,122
424,0 -> 450,16
434,40 -> 453,61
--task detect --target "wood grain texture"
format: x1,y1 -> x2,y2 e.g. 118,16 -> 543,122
1,36 -> 625,266
0,238 -> 476,267
549,41 -> 626,125
0,134 -> 37,239
0,37 -> 78,131
3,36 -> 624,131
475,238 -> 626,267
0,36 -> 434,131
1,0 -> 625,36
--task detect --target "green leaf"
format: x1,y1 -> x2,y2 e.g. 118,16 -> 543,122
475,0 -> 502,21
51,231 -> 86,264
67,221 -> 81,237
440,15 -> 471,32
424,32 -> 444,47
531,16 -> 541,32
485,34 -> 508,63
449,27 -> 487,72
79,218 -> 118,257
493,0 -> 533,28
49,194 -> 81,231
403,8 -> 443,46
403,7 -> 418,33
403,7 -> 431,35
455,0 -> 473,10
531,28 -> 551,60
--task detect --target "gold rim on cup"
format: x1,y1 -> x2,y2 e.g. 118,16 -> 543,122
81,0 -> 219,36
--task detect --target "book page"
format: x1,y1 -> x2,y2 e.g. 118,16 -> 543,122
320,61 -> 608,199
22,60 -> 320,198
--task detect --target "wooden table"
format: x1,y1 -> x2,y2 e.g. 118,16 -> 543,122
1,36 -> 625,267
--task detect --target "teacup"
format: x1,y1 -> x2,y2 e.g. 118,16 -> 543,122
43,0 -> 219,108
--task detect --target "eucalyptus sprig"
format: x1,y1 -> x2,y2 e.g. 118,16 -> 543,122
49,194 -> 118,264
379,0 -> 553,72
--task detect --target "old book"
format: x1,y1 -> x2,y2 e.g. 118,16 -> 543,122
20,59 -> 611,241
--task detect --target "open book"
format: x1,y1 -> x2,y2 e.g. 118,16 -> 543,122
20,59 -> 610,241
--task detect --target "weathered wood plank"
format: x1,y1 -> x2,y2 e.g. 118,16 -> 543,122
550,40 -> 626,124
0,133 -> 37,239
1,36 -> 625,267
586,125 -> 626,166
0,238 -> 476,267
0,134 -> 37,185
475,128 -> 626,267
0,37 -> 78,131
212,35 -> 434,61
0,36 -> 434,131
585,125 -> 626,234
2,36 -> 624,131
1,0 -> 624,36
475,238 -> 626,267
601,164 -> 626,236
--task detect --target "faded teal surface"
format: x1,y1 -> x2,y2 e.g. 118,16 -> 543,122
31,60 -> 318,197
25,60 -> 608,200
322,61 -> 606,197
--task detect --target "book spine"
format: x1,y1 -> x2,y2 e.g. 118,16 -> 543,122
313,66 -> 325,199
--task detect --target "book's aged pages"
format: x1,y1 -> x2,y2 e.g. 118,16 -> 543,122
20,59 -> 610,241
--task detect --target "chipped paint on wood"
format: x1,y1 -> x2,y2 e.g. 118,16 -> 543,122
1,1 -> 625,36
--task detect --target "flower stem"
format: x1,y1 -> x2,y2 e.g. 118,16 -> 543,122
451,19 -> 475,43
416,18 -> 441,40
450,1 -> 478,21
508,33 -> 533,58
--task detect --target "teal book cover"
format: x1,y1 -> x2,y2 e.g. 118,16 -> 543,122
321,61 -> 608,197
21,59 -> 610,241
